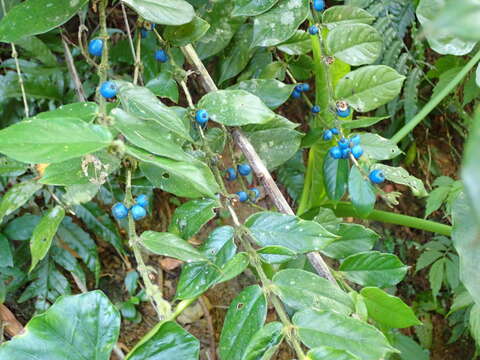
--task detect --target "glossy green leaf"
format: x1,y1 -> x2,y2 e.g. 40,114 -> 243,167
206,127 -> 227,154
273,269 -> 353,314
233,0 -> 279,16
348,166 -> 376,217
29,206 -> 65,271
0,157 -> 28,177
0,291 -> 120,360
360,133 -> 402,160
416,0 -> 476,55
62,183 -> 98,205
163,16 -> 210,46
122,0 -> 194,26
146,72 -> 179,103
462,110 -> 480,224
257,246 -> 297,264
294,309 -> 396,360
219,285 -> 267,360
322,5 -> 375,29
0,234 -> 13,267
34,103 -> 99,123
169,198 -> 218,240
339,116 -> 389,130
0,0 -> 89,42
335,65 -> 405,112
117,83 -> 191,141
0,181 -> 42,223
340,251 -> 409,287
322,223 -> 379,259
4,213 -> 41,241
229,79 -> 295,109
112,108 -> 189,161
326,24 -> 382,66
245,127 -> 302,170
245,211 -> 337,253
392,333 -> 429,360
307,346 -> 359,360
202,226 -> 236,264
277,30 -> 311,55
324,156 -> 349,202
197,90 -> 275,126
361,287 -> 421,328
14,36 -> 57,66
126,321 -> 199,359
140,231 -> 207,262
373,164 -> 427,197
242,322 -> 283,360
176,262 -> 222,300
251,0 -> 309,47
217,252 -> 250,283
129,146 -> 219,199
0,117 -> 112,164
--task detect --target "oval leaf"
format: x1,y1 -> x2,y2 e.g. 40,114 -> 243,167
242,322 -> 284,360
140,231 -> 208,262
0,181 -> 42,223
229,79 -> 295,109
322,223 -> 379,259
322,5 -> 375,29
308,346 -> 359,360
122,0 -> 194,26
348,166 -> 376,217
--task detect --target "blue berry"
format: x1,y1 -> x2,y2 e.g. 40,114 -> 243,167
238,164 -> 251,176
329,146 -> 342,159
350,134 -> 361,146
323,130 -> 333,141
131,204 -> 147,221
351,145 -> 363,159
112,203 -> 128,220
141,28 -> 148,38
341,147 -> 351,159
330,127 -> 339,135
294,84 -> 304,92
100,81 -> 117,99
135,194 -> 148,209
308,25 -> 319,35
311,105 -> 320,114
250,188 -> 260,201
337,107 -> 351,118
195,109 -> 209,125
291,90 -> 301,99
300,83 -> 310,92
88,39 -> 103,57
155,49 -> 169,63
226,168 -> 237,181
313,0 -> 325,11
369,169 -> 385,184
236,191 -> 248,203
338,138 -> 349,149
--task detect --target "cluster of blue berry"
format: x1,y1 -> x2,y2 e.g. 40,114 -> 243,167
225,164 -> 260,203
112,195 -> 149,221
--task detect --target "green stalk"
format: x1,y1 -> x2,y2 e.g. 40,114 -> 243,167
391,48 -> 480,144
309,202 -> 452,236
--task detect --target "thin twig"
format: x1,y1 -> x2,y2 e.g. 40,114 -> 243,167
61,34 -> 87,102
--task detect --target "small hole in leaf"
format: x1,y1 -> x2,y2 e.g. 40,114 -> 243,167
237,303 -> 244,310
162,173 -> 170,179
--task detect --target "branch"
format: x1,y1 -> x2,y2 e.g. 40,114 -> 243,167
180,44 -> 337,285
61,34 -> 87,102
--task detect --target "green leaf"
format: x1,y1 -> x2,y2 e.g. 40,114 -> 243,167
0,0 -> 89,42
0,157 -> 29,177
122,0 -> 194,26
242,322 -> 283,360
0,234 -> 13,267
217,252 -> 249,282
51,246 -> 87,290
169,198 -> 218,240
326,24 -> 382,66
307,346 -> 359,360
140,231 -> 207,262
335,65 -> 405,112
322,223 -> 379,259
429,258 -> 445,298
293,309 -> 396,360
361,287 -> 421,328
339,116 -> 389,130
391,333 -> 429,360
0,181 -> 42,224
34,103 -> 99,123
145,72 -> 179,103
272,269 -> 353,314
117,83 -> 192,141
470,303 -> 480,344
257,246 -> 297,264
0,291 -> 120,360
197,90 -> 275,126
416,250 -> 443,272
176,262 -> 222,300
324,156 -> 349,202
339,251 -> 409,287
229,79 -> 295,109
219,285 -> 267,360
4,213 -> 41,241
245,127 -> 302,170
322,5 -> 375,29
126,321 -> 199,359
416,0 -> 476,56
29,206 -> 65,272
163,16 -> 210,46
14,36 -> 57,66
452,192 -> 480,306
251,0 -> 309,47
462,110 -> 480,224
360,133 -> 402,160
233,0 -> 279,16
372,164 -> 427,197
425,184 -> 451,217
0,117 -> 112,164
245,211 -> 337,253
205,127 -> 227,154
277,30 -> 311,55
128,146 -> 219,199
348,166 -> 376,217
112,108 -> 189,161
